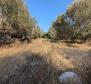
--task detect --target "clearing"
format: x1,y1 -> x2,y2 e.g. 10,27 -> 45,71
0,39 -> 91,84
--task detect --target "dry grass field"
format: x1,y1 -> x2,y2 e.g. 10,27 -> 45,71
0,39 -> 91,84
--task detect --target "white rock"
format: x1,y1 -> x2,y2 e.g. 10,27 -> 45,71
59,72 -> 82,84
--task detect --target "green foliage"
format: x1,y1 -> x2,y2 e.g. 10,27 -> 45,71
70,0 -> 91,41
0,0 -> 42,44
48,14 -> 72,40
48,0 -> 91,42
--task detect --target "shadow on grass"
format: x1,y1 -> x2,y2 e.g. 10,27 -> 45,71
65,44 -> 79,48
0,50 -> 91,84
49,39 -> 85,45
88,49 -> 91,56
0,52 -> 64,84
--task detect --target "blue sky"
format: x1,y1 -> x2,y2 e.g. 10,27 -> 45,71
25,0 -> 73,32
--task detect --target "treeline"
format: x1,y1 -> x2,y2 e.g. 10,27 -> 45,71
0,0 -> 91,44
0,0 -> 42,44
45,0 -> 91,43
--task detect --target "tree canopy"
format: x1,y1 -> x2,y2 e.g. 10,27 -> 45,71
48,0 -> 91,42
0,0 -> 42,44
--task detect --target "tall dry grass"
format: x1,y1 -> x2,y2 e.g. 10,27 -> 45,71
0,39 -> 91,84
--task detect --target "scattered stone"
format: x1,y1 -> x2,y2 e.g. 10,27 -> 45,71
59,72 -> 82,84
